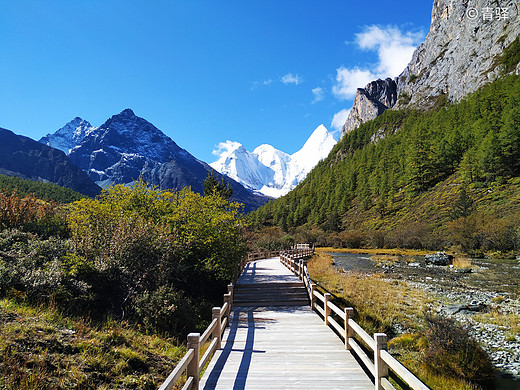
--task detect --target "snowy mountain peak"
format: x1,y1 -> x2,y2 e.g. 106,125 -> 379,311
211,125 -> 337,198
292,124 -> 337,172
301,124 -> 332,151
213,140 -> 245,159
37,109 -> 269,211
39,117 -> 96,154
210,141 -> 272,190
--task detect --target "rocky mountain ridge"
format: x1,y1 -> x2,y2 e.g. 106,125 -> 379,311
0,127 -> 101,197
41,109 -> 269,211
40,117 -> 96,154
341,0 -> 520,137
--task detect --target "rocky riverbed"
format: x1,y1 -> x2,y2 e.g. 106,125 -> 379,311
330,252 -> 520,382
412,280 -> 520,379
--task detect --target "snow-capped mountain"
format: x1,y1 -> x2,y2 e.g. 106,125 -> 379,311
40,117 -> 96,154
210,124 -> 337,197
212,141 -> 274,190
1,127 -> 101,197
39,109 -> 269,211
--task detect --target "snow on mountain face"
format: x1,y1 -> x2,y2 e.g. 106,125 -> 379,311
252,144 -> 291,187
39,117 -> 96,154
66,109 -> 195,186
210,141 -> 273,189
211,124 -> 337,197
287,124 -> 337,187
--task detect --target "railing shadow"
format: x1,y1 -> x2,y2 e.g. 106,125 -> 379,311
237,262 -> 256,283
238,258 -> 303,284
203,307 -> 268,390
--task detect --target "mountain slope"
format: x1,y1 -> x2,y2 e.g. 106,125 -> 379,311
211,124 -> 337,197
253,74 -> 520,245
341,0 -> 520,136
42,109 -> 269,211
0,127 -> 101,197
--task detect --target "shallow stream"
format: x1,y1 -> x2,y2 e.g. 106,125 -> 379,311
327,251 -> 520,389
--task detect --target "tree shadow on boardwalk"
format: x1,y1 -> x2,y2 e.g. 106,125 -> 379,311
202,307 -> 262,390
239,260 -> 301,284
202,306 -> 306,390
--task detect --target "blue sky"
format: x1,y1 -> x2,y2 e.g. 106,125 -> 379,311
0,1 -> 432,163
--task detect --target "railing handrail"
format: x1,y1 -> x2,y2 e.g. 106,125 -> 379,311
158,287 -> 233,390
279,250 -> 430,390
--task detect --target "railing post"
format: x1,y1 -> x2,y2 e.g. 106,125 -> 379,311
344,307 -> 354,350
310,283 -> 316,309
299,260 -> 303,280
223,293 -> 231,322
187,333 -> 200,390
227,283 -> 234,311
212,308 -> 222,349
324,293 -> 331,326
374,333 -> 388,390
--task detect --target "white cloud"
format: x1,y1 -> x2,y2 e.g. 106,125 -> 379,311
332,25 -> 423,100
332,68 -> 375,100
212,140 -> 243,158
356,25 -> 423,77
331,108 -> 351,132
251,79 -> 273,90
311,87 -> 324,103
281,73 -> 303,85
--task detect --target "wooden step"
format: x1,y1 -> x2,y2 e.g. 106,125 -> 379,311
233,299 -> 309,307
235,281 -> 304,289
234,281 -> 309,307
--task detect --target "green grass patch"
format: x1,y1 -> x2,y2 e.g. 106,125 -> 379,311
0,298 -> 184,389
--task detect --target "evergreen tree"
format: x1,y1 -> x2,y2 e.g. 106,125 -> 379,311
203,171 -> 233,200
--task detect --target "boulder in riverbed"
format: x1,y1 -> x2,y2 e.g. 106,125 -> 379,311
425,252 -> 453,266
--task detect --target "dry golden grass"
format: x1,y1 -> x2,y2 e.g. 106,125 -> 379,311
307,253 -> 490,390
453,257 -> 473,268
307,252 -> 432,333
0,298 -> 184,389
474,309 -> 520,336
370,254 -> 400,263
315,247 -> 433,256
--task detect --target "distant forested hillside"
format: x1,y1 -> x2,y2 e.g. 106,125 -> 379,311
0,174 -> 86,203
252,74 -> 520,253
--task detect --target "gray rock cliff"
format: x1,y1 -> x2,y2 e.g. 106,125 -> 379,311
341,0 -> 520,138
341,78 -> 397,137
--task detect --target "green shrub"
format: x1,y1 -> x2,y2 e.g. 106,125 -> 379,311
65,180 -> 247,334
0,180 -> 247,336
135,286 -> 198,337
423,315 -> 495,386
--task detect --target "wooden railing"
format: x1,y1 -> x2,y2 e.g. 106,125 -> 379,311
158,283 -> 234,390
247,250 -> 283,261
238,246 -> 310,276
280,250 -> 429,390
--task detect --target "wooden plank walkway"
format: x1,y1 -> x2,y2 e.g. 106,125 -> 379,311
199,257 -> 374,389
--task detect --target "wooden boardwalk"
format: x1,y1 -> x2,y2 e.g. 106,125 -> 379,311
199,258 -> 374,389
